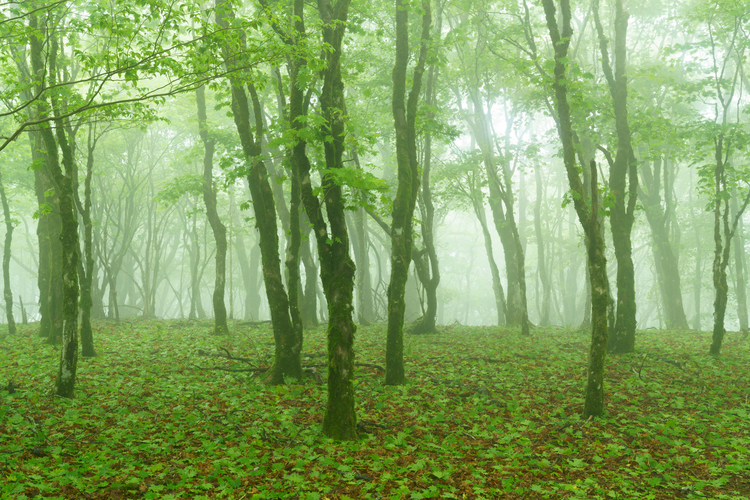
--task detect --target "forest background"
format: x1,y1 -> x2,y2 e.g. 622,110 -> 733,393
0,0 -> 749,494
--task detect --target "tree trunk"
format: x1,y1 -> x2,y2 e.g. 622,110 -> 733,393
534,165 -> 551,326
304,0 -> 358,439
411,3 -> 441,336
386,0 -> 430,384
731,189 -> 748,333
197,86 -> 229,335
299,215 -> 319,328
593,0 -> 637,353
709,136 -> 750,355
30,19 -> 80,397
466,94 -> 528,333
0,170 -> 16,335
78,127 -> 97,357
216,0 -> 300,382
543,0 -> 609,417
639,157 -> 688,330
472,189 -> 506,326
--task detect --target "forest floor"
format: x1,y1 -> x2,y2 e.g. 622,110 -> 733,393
0,319 -> 749,500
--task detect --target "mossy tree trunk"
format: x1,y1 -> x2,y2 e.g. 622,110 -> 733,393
542,0 -> 610,417
262,0 -> 359,438
593,0 -> 637,353
196,86 -> 229,336
0,170 -> 16,335
708,135 -> 750,355
29,17 -> 80,397
215,0 -> 301,382
386,0 -> 431,384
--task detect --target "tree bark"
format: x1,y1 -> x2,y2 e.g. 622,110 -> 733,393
593,0 -> 637,353
639,156 -> 688,330
709,136 -> 750,355
0,170 -> 16,335
197,86 -> 229,335
542,0 -> 609,417
297,0 -> 358,439
386,0 -> 431,384
216,0 -> 301,382
471,180 -> 506,326
30,18 -> 80,397
731,189 -> 748,333
411,2 -> 441,336
534,165 -> 551,326
77,127 -> 97,356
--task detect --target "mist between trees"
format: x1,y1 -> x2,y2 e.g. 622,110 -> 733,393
0,0 -> 749,430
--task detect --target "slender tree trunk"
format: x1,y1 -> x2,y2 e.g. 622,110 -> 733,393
411,3 -> 441,336
197,86 -> 229,335
640,157 -> 688,330
302,0 -> 358,439
472,192 -> 506,326
216,0 -> 300,382
188,211 -> 201,321
386,0 -> 430,384
543,0 -> 609,417
534,165 -> 551,326
78,128 -> 97,356
0,171 -> 16,335
299,215 -> 319,328
593,0 -> 637,353
731,190 -> 748,333
709,136 -> 750,355
354,203 -> 372,326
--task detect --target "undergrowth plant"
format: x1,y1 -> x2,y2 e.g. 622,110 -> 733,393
0,320 -> 748,499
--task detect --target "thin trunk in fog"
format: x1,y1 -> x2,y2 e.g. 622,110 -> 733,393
76,127 -> 98,356
534,165 -> 551,326
639,156 -> 688,330
197,86 -> 229,335
411,0 -> 442,336
470,176 -> 506,326
0,170 -> 16,335
386,0 -> 431,385
230,192 -> 260,321
709,137 -> 750,355
593,0 -> 638,353
467,95 -> 527,333
188,210 -> 203,320
731,190 -> 748,333
706,19 -> 749,355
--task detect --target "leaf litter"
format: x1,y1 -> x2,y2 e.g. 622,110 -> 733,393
0,320 -> 748,499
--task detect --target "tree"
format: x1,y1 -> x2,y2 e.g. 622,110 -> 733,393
0,169 -> 16,335
410,0 -> 442,336
214,0 -> 302,383
542,0 -> 610,417
385,0 -> 431,385
197,85 -> 229,335
27,11 -> 80,397
592,0 -> 638,353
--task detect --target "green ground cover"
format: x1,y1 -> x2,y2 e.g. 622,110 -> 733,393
0,320 -> 748,499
